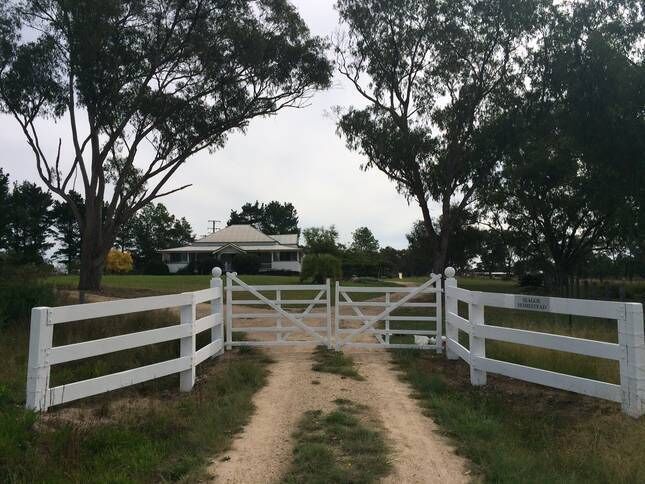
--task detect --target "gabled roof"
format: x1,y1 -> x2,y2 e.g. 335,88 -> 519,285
211,243 -> 246,254
196,224 -> 275,243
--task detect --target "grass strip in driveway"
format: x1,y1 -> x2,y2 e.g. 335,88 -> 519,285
311,346 -> 364,380
391,349 -> 645,483
281,399 -> 391,484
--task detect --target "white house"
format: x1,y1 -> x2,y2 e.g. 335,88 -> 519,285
160,224 -> 303,273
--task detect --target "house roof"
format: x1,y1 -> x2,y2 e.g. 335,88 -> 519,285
196,224 -> 275,243
270,234 -> 299,245
159,224 -> 301,253
160,243 -> 300,253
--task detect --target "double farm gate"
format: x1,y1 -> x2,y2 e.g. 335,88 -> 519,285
225,272 -> 442,351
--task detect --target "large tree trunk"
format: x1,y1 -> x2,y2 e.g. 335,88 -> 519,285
77,202 -> 113,291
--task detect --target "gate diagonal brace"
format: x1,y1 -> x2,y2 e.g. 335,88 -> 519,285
342,275 -> 440,345
230,275 -> 325,343
339,291 -> 385,345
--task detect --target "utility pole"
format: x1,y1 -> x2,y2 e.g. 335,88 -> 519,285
207,219 -> 221,234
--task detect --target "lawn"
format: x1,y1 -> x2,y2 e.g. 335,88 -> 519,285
48,274 -> 404,303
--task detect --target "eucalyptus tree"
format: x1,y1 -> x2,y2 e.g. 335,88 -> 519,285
0,0 -> 332,289
483,0 -> 645,289
335,0 -> 540,272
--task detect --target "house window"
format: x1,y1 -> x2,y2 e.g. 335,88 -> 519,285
169,253 -> 187,263
279,252 -> 297,262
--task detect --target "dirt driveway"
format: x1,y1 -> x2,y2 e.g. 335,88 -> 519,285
207,347 -> 471,483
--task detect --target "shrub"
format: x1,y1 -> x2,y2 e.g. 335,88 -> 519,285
519,272 -> 544,287
105,249 -> 134,273
341,251 -> 380,278
233,253 -> 261,274
197,257 -> 222,275
0,264 -> 56,326
143,260 -> 170,275
300,254 -> 342,283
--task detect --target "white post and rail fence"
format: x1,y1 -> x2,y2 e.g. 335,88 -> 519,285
26,268 -> 225,412
444,267 -> 645,418
25,266 -> 645,418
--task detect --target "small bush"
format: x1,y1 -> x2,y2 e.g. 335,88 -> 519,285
519,272 -> 544,287
143,260 -> 170,275
233,253 -> 261,274
197,257 -> 222,275
300,253 -> 342,283
105,249 -> 134,274
0,264 -> 56,326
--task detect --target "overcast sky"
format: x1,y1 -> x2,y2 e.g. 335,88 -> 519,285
0,0 -> 430,249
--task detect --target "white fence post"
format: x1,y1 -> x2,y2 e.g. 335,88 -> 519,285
385,292 -> 391,346
618,302 -> 645,418
334,280 -> 340,350
179,296 -> 196,392
276,288 -> 283,342
444,268 -> 459,361
26,307 -> 53,411
226,272 -> 233,350
469,299 -> 487,386
434,273 -> 443,354
326,278 -> 332,349
210,267 -> 224,357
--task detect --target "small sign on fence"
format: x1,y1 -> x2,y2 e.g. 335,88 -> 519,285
514,295 -> 550,312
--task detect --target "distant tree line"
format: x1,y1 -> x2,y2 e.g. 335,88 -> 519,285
0,168 -> 193,274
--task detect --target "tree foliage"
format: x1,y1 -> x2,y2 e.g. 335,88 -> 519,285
481,0 -> 645,286
0,0 -> 332,289
6,181 -> 53,264
228,200 -> 299,234
51,191 -> 84,271
121,203 -> 194,270
302,226 -> 340,255
335,0 -> 540,272
350,227 -> 379,253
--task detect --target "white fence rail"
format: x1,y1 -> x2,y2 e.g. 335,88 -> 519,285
443,267 -> 645,418
26,269 -> 225,412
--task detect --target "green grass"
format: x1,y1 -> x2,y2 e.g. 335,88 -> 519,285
391,350 -> 645,483
281,399 -> 391,484
49,274 -> 404,304
311,347 -> 364,380
0,291 -> 271,482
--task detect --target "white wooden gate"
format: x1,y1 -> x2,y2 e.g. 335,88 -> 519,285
335,275 -> 443,350
225,272 -> 332,348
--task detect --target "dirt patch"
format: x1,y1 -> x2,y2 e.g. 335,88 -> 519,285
207,348 -> 470,483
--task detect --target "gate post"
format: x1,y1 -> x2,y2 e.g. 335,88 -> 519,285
326,278 -> 332,349
211,267 -> 224,356
444,268 -> 459,361
618,303 -> 645,417
225,272 -> 233,350
334,280 -> 340,350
